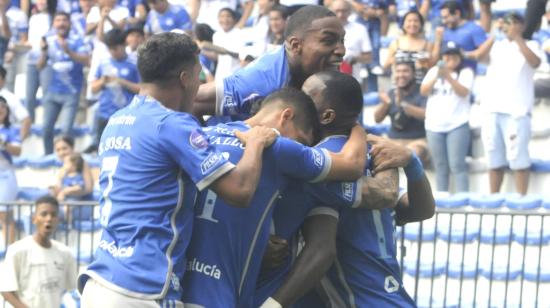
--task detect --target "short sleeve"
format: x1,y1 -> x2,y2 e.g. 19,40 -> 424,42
457,67 -> 474,90
217,72 -> 265,117
306,177 -> 362,209
421,66 -> 438,85
177,7 -> 192,31
305,205 -> 340,220
273,137 -> 332,183
158,114 -> 235,191
472,24 -> 488,48
6,94 -> 28,122
0,246 -> 20,292
94,63 -> 103,79
7,128 -> 21,145
527,40 -> 545,63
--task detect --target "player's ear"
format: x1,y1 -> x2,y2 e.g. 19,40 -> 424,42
280,107 -> 295,123
319,109 -> 336,125
286,36 -> 302,55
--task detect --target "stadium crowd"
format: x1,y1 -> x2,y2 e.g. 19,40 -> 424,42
0,0 -> 548,307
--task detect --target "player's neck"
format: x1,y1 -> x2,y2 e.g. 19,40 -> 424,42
139,83 -> 189,113
320,125 -> 351,140
33,233 -> 52,248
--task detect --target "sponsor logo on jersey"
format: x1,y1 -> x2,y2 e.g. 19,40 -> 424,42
187,258 -> 222,279
190,129 -> 209,149
223,95 -> 237,115
98,240 -> 135,258
341,182 -> 354,202
312,149 -> 324,169
201,153 -> 223,175
384,275 -> 400,293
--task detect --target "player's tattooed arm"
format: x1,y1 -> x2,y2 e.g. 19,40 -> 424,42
267,214 -> 338,307
357,168 -> 399,210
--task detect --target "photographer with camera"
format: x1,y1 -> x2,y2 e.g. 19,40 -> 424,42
374,60 -> 428,165
420,41 -> 473,193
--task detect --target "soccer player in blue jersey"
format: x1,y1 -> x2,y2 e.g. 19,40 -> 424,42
182,87 -> 368,308
193,5 -> 346,119
78,32 -> 279,308
254,71 -> 401,308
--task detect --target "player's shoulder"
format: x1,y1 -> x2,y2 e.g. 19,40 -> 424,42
315,135 -> 347,151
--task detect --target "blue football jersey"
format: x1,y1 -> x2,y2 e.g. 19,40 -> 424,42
0,125 -> 20,166
297,159 -> 415,308
253,135 -> 363,306
182,121 -> 332,308
216,46 -> 290,118
145,4 -> 192,34
79,95 -> 235,300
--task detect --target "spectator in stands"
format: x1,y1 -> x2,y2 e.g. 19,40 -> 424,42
438,1 -> 492,70
0,1 -> 11,66
38,12 -> 91,155
120,0 -> 147,28
24,0 -> 53,124
2,0 -> 29,93
0,96 -> 21,245
330,0 -> 372,83
213,8 -> 245,80
0,65 -> 30,140
384,10 -> 438,84
144,0 -> 193,36
481,12 -> 543,195
124,26 -> 144,62
523,0 -> 548,39
195,23 -> 216,83
374,61 -> 428,164
350,0 -> 387,92
250,0 -> 276,48
0,195 -> 77,308
266,5 -> 288,50
71,0 -> 95,42
419,0 -> 474,28
478,0 -> 494,32
196,0 -> 254,31
86,29 -> 139,153
420,41 -> 473,192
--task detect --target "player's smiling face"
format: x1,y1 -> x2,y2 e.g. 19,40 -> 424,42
300,17 -> 345,76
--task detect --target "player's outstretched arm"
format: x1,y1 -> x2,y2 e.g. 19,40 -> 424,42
209,126 -> 278,208
395,158 -> 435,225
356,168 -> 400,209
262,214 -> 338,308
324,124 -> 367,181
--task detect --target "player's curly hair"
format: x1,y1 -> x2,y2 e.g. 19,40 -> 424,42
137,32 -> 199,85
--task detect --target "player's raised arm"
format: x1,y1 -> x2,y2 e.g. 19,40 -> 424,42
323,123 -> 367,181
208,126 -> 278,208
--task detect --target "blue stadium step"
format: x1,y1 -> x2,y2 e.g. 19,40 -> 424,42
417,294 -> 459,308
435,192 -> 470,209
438,222 -> 479,243
17,187 -> 50,201
13,157 -> 27,168
404,259 -> 446,278
513,224 -> 550,245
25,154 -> 61,169
72,219 -> 101,233
447,261 -> 479,279
402,223 -> 437,242
524,264 -> 550,282
469,194 -> 505,209
543,196 -> 550,210
480,262 -> 522,281
531,159 -> 550,172
505,195 -> 542,210
480,225 -> 513,245
363,92 -> 380,106
22,125 -> 92,138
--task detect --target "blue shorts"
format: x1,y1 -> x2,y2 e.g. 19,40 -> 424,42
482,113 -> 531,170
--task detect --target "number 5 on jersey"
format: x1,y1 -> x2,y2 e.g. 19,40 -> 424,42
100,156 -> 119,227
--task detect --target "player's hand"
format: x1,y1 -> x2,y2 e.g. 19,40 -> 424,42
379,91 -> 391,105
260,235 -> 289,270
367,134 -> 412,173
235,126 -> 279,148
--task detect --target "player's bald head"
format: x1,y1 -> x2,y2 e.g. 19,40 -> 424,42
284,5 -> 336,39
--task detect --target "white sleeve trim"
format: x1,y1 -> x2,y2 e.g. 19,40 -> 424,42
306,206 -> 339,220
398,187 -> 408,202
215,77 -> 225,116
310,148 -> 332,183
195,162 -> 235,191
351,177 -> 363,208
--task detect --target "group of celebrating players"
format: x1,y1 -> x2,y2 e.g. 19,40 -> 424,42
77,5 -> 436,308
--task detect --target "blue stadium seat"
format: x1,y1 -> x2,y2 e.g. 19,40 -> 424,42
480,225 -> 513,244
524,264 -> 550,282
513,224 -> 550,245
13,157 -> 27,168
73,248 -> 95,264
403,222 -> 437,241
28,125 -> 91,138
404,259 -> 446,278
92,190 -> 101,201
447,260 -> 478,279
380,36 -> 396,49
476,63 -> 488,76
17,187 -> 50,201
438,222 -> 479,243
435,192 -> 470,209
480,262 -> 522,281
531,159 -> 550,172
25,154 -> 61,169
363,92 -> 380,106
417,294 -> 459,308
505,195 -> 542,210
364,123 -> 390,136
0,248 -> 5,259
72,219 -> 101,233
543,196 -> 550,209
469,194 -> 505,209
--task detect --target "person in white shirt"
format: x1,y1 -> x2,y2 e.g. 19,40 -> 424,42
196,0 -> 254,31
0,65 -> 30,140
420,41 -> 474,193
330,0 -> 372,83
213,8 -> 245,80
1,0 -> 28,93
0,195 -> 77,308
480,12 -> 543,195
